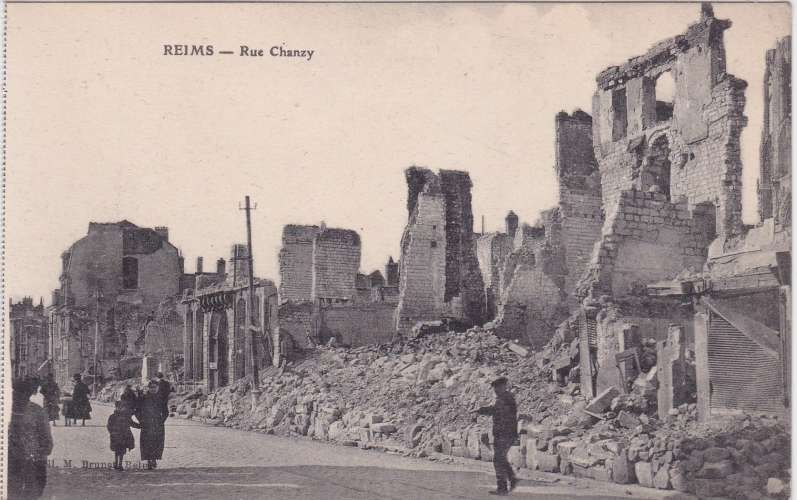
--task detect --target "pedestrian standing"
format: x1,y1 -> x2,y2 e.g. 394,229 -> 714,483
8,377 -> 53,499
155,372 -> 173,417
107,401 -> 141,470
39,373 -> 61,426
476,376 -> 519,496
70,374 -> 92,426
136,381 -> 167,470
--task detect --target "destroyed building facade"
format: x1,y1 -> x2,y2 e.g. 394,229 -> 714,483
48,220 -> 187,386
489,111 -> 604,348
395,167 -> 485,335
180,244 -> 279,391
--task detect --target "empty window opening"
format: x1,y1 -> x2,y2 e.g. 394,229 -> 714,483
611,88 -> 628,140
642,136 -> 672,199
654,71 -> 675,122
122,257 -> 139,289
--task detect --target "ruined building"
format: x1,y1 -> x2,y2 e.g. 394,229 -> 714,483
476,212 -> 516,320
276,223 -> 396,349
48,220 -> 186,386
490,111 -> 604,348
568,7 -> 791,422
395,167 -> 485,335
180,244 -> 279,391
10,297 -> 48,379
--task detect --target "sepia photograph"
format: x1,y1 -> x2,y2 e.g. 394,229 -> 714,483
3,1 -> 793,498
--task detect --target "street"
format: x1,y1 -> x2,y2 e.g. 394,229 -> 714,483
38,398 -> 691,500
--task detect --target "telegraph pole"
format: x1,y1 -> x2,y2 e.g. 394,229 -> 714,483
240,196 -> 260,392
93,289 -> 102,397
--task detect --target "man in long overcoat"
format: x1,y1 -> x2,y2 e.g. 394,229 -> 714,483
71,374 -> 92,426
39,373 -> 61,425
477,376 -> 519,496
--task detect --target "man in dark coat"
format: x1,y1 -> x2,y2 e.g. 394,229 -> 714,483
136,381 -> 167,469
9,377 -> 53,499
39,373 -> 61,425
155,372 -> 173,417
71,374 -> 92,426
477,376 -> 519,496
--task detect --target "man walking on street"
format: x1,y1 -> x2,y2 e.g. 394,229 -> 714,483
476,376 -> 519,496
155,372 -> 173,417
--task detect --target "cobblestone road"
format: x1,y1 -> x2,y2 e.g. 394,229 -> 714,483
37,397 -> 692,500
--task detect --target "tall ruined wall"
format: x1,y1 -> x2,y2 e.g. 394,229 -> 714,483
439,170 -> 486,324
758,36 -> 791,234
592,8 -> 746,238
395,187 -> 447,335
311,228 -> 361,301
556,111 -> 605,309
396,167 -> 484,334
278,225 -> 319,303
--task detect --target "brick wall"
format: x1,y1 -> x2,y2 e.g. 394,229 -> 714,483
312,228 -> 361,301
577,189 -> 711,299
278,301 -> 313,349
279,225 -> 319,302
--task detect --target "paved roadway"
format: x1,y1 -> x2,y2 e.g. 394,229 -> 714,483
37,397 -> 692,500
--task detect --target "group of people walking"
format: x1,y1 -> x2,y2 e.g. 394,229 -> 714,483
8,371 -> 174,499
108,373 -> 173,470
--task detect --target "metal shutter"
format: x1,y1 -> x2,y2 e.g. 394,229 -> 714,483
708,312 -> 784,414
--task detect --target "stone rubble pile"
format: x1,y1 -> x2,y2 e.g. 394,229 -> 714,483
170,326 -> 789,499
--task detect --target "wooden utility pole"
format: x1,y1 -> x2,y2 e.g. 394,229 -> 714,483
93,288 -> 102,397
240,196 -> 260,391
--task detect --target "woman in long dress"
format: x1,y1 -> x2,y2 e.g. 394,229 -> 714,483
135,381 -> 166,469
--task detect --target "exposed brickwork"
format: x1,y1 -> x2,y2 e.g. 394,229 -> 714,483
318,303 -> 397,347
312,228 -> 361,302
577,189 -> 711,299
278,225 -> 319,303
476,231 -> 513,320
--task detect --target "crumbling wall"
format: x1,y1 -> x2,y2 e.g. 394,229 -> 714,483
312,228 -> 361,302
395,172 -> 447,335
758,36 -> 791,234
279,225 -> 319,303
592,7 -> 746,239
476,232 -> 513,320
556,111 -> 605,309
395,167 -> 484,335
278,301 -> 313,349
439,170 -> 486,324
577,190 -> 711,299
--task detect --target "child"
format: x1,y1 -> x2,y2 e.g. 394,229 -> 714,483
107,401 -> 140,470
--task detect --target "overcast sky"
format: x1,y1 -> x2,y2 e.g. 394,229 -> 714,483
5,2 -> 791,302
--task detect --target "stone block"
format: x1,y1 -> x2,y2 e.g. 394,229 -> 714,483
585,386 -> 621,414
371,423 -> 397,434
612,450 -> 633,484
466,429 -> 482,460
699,459 -> 734,479
480,442 -> 494,462
525,443 -> 537,470
635,461 -> 654,487
653,465 -> 670,489
536,452 -> 560,473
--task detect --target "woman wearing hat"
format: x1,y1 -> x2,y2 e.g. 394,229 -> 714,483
135,381 -> 167,469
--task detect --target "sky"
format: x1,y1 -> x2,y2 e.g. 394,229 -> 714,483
5,2 -> 791,303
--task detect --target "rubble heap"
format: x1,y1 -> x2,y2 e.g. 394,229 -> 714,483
170,326 -> 789,499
